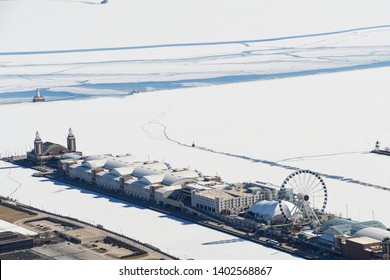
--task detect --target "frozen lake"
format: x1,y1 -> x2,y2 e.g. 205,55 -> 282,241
1,0 -> 390,104
1,0 -> 390,261
1,67 -> 390,229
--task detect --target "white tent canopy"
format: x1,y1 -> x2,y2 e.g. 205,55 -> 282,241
247,200 -> 299,223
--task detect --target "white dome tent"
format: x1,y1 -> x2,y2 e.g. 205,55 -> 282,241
246,200 -> 299,224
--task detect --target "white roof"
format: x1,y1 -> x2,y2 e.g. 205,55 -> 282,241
155,185 -> 182,194
139,174 -> 166,185
83,158 -> 109,169
247,200 -> 298,218
71,164 -> 92,173
132,166 -> 161,178
0,219 -> 37,236
142,161 -> 169,171
197,189 -> 234,199
109,166 -> 137,177
351,220 -> 387,233
62,153 -> 82,160
104,159 -> 131,170
184,183 -> 213,191
84,155 -> 113,162
103,155 -> 141,170
354,227 -> 390,241
162,170 -> 199,186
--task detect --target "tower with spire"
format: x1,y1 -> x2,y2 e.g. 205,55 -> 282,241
375,141 -> 380,151
27,128 -> 82,165
67,128 -> 76,152
34,131 -> 43,156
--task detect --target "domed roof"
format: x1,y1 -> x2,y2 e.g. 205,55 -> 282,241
247,200 -> 299,221
42,142 -> 68,156
354,227 -> 390,241
322,218 -> 356,231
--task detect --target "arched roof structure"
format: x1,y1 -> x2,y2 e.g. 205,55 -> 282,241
247,200 -> 298,223
104,159 -> 131,170
109,166 -> 137,177
323,224 -> 354,236
132,166 -> 161,178
162,170 -> 199,186
139,174 -> 166,185
322,218 -> 356,231
42,142 -> 68,156
83,159 -> 109,169
351,220 -> 387,234
354,227 -> 390,241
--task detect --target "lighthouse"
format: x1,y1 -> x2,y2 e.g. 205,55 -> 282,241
33,88 -> 46,102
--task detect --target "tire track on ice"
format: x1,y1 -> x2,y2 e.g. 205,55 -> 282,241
6,169 -> 23,198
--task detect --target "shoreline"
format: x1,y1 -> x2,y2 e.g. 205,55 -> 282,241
0,195 -> 178,260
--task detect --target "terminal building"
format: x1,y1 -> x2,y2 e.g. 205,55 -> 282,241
321,219 -> 390,240
319,218 -> 390,259
191,187 -> 264,214
65,154 -> 201,201
61,147 -> 272,212
27,128 -> 82,165
61,154 -> 276,214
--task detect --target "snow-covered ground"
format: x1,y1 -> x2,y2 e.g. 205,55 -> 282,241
1,0 -> 390,260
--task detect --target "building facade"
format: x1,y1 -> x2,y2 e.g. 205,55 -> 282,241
67,154 -> 200,202
27,129 -> 82,165
191,188 -> 263,214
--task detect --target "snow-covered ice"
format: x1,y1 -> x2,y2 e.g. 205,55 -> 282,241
1,67 -> 390,228
1,0 -> 390,103
1,0 -> 390,260
1,25 -> 390,103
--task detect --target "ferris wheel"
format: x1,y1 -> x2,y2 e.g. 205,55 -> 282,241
278,170 -> 327,227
